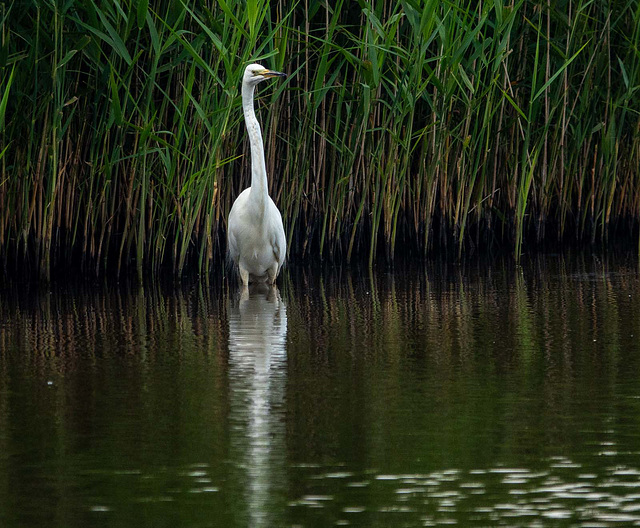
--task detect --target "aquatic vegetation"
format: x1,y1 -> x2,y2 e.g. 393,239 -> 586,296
0,0 -> 638,278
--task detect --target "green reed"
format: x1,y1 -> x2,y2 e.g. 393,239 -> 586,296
1,0 -> 639,279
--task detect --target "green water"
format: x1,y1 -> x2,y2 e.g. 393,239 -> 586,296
1,255 -> 640,527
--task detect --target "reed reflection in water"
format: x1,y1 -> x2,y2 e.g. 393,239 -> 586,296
0,254 -> 640,527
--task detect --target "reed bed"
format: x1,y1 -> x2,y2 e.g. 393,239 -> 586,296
1,0 -> 639,279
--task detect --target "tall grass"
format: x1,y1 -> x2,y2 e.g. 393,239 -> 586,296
1,0 -> 639,279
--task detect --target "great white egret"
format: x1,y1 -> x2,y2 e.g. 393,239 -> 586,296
227,63 -> 287,287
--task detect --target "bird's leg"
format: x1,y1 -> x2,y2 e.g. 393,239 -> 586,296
267,284 -> 281,304
238,265 -> 250,287
239,286 -> 249,303
266,263 -> 279,285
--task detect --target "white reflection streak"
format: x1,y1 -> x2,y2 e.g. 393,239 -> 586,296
228,284 -> 287,528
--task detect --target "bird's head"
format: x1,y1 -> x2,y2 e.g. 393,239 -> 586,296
243,63 -> 287,86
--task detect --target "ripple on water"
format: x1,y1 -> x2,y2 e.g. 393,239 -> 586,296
289,460 -> 640,526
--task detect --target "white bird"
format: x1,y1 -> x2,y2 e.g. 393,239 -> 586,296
227,63 -> 287,287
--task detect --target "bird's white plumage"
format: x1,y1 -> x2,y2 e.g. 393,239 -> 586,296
227,63 -> 287,286
227,187 -> 285,280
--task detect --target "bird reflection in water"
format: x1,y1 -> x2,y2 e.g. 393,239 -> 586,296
227,283 -> 288,527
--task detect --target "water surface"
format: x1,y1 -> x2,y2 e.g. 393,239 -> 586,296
1,255 -> 640,527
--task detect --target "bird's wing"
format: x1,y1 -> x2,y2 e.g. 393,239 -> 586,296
271,230 -> 286,266
227,226 -> 240,263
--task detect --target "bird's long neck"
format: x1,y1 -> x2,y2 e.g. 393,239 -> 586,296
242,82 -> 268,214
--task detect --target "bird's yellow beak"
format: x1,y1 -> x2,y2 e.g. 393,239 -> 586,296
260,69 -> 287,78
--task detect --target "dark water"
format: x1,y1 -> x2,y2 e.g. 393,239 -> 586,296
2,255 -> 640,527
